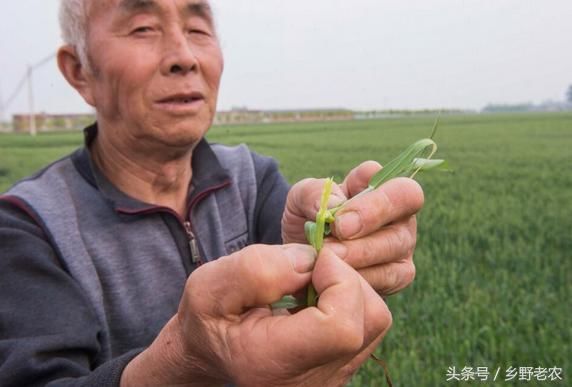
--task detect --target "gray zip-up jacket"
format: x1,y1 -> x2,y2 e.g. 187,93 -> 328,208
0,124 -> 289,386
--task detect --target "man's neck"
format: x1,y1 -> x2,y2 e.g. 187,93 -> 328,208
91,130 -> 194,218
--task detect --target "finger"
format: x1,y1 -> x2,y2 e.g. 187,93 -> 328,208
286,178 -> 346,219
325,215 -> 417,269
183,244 -> 316,317
225,252 -> 392,383
358,274 -> 393,346
332,177 -> 424,240
358,259 -> 416,295
282,178 -> 346,243
331,276 -> 392,380
340,160 -> 383,198
253,248 -> 367,367
229,248 -> 391,378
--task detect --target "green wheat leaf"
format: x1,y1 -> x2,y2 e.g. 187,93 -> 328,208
271,295 -> 301,309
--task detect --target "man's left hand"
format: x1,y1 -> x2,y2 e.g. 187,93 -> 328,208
282,161 -> 425,295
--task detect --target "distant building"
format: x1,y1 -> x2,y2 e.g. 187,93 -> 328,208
12,113 -> 95,133
0,121 -> 12,133
9,109 -> 354,133
213,108 -> 354,125
353,109 -> 470,120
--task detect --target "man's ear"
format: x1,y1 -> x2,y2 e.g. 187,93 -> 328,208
57,45 -> 96,107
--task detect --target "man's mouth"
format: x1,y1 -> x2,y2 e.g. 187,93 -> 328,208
155,92 -> 206,113
158,93 -> 204,104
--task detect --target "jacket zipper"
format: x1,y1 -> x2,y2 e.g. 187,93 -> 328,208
117,180 -> 231,266
183,221 -> 202,265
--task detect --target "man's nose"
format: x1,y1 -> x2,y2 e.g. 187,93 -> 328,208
160,30 -> 198,75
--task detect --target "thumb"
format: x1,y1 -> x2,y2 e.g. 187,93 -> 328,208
183,244 -> 316,317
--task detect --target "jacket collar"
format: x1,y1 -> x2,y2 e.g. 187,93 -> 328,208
71,123 -> 231,215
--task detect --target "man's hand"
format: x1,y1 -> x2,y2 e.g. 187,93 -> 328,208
282,161 -> 424,295
121,244 -> 391,386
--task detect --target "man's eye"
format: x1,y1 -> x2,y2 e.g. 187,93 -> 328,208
188,29 -> 209,35
132,26 -> 154,34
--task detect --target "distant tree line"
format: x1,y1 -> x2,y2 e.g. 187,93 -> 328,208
483,85 -> 572,113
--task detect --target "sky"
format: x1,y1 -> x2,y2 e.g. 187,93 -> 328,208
1,0 -> 571,121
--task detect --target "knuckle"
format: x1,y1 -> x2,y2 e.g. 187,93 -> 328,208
399,224 -> 416,254
385,226 -> 406,258
333,320 -> 365,354
385,261 -> 416,294
184,266 -> 217,314
286,178 -> 315,210
383,306 -> 393,333
236,245 -> 274,289
366,297 -> 393,340
357,237 -> 377,265
291,177 -> 314,192
377,316 -> 392,336
403,261 -> 416,286
409,213 -> 418,230
183,281 -> 202,312
320,313 -> 364,356
385,223 -> 416,261
407,218 -> 418,250
185,264 -> 207,298
385,266 -> 400,291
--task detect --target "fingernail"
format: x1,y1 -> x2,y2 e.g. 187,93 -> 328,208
328,242 -> 348,260
335,211 -> 362,239
314,194 -> 345,212
285,245 -> 317,273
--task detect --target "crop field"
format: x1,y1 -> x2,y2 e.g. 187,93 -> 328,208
1,112 -> 570,386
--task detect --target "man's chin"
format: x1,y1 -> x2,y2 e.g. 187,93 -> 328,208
151,121 -> 209,148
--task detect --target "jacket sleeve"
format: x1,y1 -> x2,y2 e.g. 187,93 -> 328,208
0,199 -> 142,387
250,153 -> 290,245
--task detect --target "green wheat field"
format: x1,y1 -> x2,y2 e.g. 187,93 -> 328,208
1,112 -> 570,386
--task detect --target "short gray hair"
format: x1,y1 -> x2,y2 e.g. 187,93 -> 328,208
59,0 -> 90,67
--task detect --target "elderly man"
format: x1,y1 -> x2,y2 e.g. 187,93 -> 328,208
0,0 -> 423,386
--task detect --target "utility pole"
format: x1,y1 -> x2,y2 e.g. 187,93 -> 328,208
27,65 -> 37,136
3,53 -> 55,135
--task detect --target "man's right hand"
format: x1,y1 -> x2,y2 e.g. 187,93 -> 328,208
121,244 -> 392,387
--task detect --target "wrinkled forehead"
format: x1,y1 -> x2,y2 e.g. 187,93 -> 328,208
87,0 -> 213,21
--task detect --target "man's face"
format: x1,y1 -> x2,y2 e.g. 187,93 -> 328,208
84,0 -> 223,148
